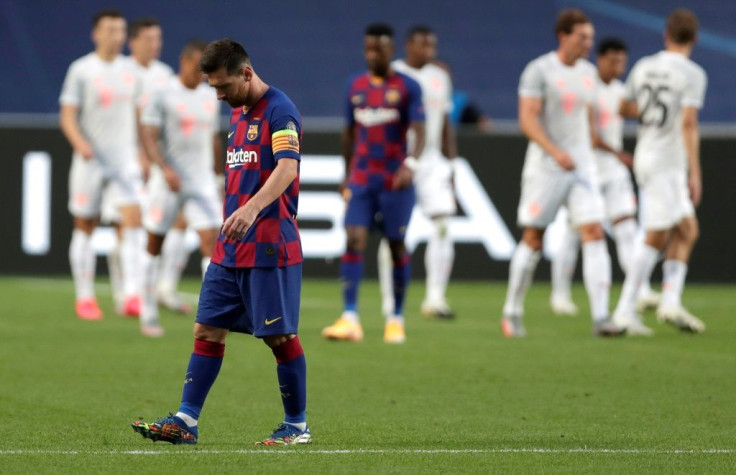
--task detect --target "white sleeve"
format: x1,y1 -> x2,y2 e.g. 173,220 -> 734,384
444,71 -> 454,114
518,60 -> 544,98
682,67 -> 707,109
623,63 -> 639,102
140,86 -> 164,127
59,61 -> 83,107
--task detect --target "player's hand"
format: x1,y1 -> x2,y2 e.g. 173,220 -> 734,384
688,172 -> 702,208
163,166 -> 181,192
552,149 -> 575,171
339,180 -> 352,202
393,166 -> 414,190
616,151 -> 634,169
222,202 -> 260,240
75,141 -> 94,160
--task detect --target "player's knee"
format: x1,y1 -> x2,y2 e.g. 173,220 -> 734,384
346,235 -> 366,252
432,216 -> 450,239
193,323 -> 227,344
146,233 -> 165,256
388,240 -> 407,261
521,228 -> 544,250
263,334 -> 296,349
74,217 -> 97,234
645,230 -> 669,250
678,217 -> 700,245
579,223 -> 605,242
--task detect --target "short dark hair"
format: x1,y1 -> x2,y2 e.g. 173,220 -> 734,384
200,38 -> 251,75
554,8 -> 590,35
92,9 -> 123,28
597,37 -> 628,56
129,17 -> 159,39
667,8 -> 698,44
365,23 -> 394,39
407,25 -> 433,41
181,38 -> 208,58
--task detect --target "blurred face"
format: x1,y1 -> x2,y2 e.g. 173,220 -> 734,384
597,49 -> 627,81
180,50 -> 204,88
364,35 -> 394,76
560,22 -> 594,60
206,66 -> 250,107
92,17 -> 126,56
406,32 -> 437,67
129,25 -> 162,64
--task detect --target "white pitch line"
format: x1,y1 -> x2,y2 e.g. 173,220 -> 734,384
0,448 -> 734,456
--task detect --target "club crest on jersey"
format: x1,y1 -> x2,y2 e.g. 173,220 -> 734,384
351,93 -> 365,105
247,122 -> 260,141
385,89 -> 401,104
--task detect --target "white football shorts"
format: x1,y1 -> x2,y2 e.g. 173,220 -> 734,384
414,149 -> 457,217
637,168 -> 694,231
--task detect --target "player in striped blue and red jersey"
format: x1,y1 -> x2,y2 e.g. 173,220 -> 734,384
322,23 -> 426,344
132,39 -> 310,447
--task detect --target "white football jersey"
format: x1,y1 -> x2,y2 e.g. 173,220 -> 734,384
127,57 -> 174,107
519,51 -> 597,170
59,53 -> 142,165
593,77 -> 626,179
625,51 -> 707,174
140,76 -> 220,191
392,59 -> 452,155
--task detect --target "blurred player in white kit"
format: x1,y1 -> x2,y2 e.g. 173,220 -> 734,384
379,25 -> 458,319
137,39 -> 222,337
59,9 -> 145,320
102,17 -> 174,315
549,38 -> 659,316
500,9 -> 623,338
612,9 -> 707,335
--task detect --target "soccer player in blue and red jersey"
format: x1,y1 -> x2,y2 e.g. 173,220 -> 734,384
131,39 -> 310,446
322,23 -> 425,344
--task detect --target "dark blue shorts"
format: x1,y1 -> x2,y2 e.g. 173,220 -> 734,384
196,263 -> 302,337
344,184 -> 415,241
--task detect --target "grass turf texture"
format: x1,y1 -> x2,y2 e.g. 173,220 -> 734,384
0,276 -> 734,473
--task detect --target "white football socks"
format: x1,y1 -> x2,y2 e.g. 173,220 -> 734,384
121,227 -> 146,299
69,229 -> 95,300
175,412 -> 198,428
107,238 -> 124,309
502,242 -> 541,317
614,243 -> 660,317
377,238 -> 394,317
612,218 -> 637,273
661,259 -> 688,308
425,217 -> 454,305
158,228 -> 189,295
140,252 -> 160,326
551,226 -> 579,302
582,239 -> 611,323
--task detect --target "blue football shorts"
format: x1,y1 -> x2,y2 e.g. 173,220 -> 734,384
344,183 -> 415,241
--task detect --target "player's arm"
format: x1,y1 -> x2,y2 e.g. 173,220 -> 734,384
140,124 -> 180,192
619,99 -> 638,119
682,106 -> 702,207
518,96 -> 574,170
59,105 -> 93,159
213,131 -> 224,175
441,113 -> 458,159
590,105 -> 633,168
394,120 -> 425,190
222,158 -> 298,240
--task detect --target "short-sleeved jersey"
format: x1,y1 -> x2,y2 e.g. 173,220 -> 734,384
128,57 -> 174,106
519,52 -> 597,170
59,53 -> 142,165
625,51 -> 707,173
345,71 -> 424,189
140,76 -> 220,192
211,86 -> 302,268
392,59 -> 452,155
593,77 -> 626,179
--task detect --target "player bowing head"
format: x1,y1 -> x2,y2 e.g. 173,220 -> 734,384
200,39 -> 256,108
555,8 -> 594,63
364,23 -> 394,77
91,9 -> 126,58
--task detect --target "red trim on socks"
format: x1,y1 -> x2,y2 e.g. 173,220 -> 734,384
272,336 -> 304,364
193,338 -> 225,358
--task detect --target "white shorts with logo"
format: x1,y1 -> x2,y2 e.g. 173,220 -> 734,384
637,168 -> 694,231
414,149 -> 457,217
599,167 -> 637,222
143,167 -> 222,235
68,153 -> 143,219
518,165 -> 605,228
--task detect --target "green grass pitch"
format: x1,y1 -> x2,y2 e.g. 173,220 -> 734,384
0,276 -> 734,473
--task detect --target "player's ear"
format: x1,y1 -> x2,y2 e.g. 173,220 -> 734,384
241,65 -> 253,81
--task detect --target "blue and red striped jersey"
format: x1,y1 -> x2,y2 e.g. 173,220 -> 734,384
345,71 -> 424,189
211,86 -> 302,268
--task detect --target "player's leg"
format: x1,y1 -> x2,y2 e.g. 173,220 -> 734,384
186,187 -> 223,278
377,238 -> 394,318
550,216 -> 580,316
68,156 -> 104,320
502,169 -> 569,337
322,186 -> 373,341
157,213 -> 192,313
255,264 -> 310,445
380,185 -> 415,343
132,263 -> 242,444
100,187 -> 125,314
